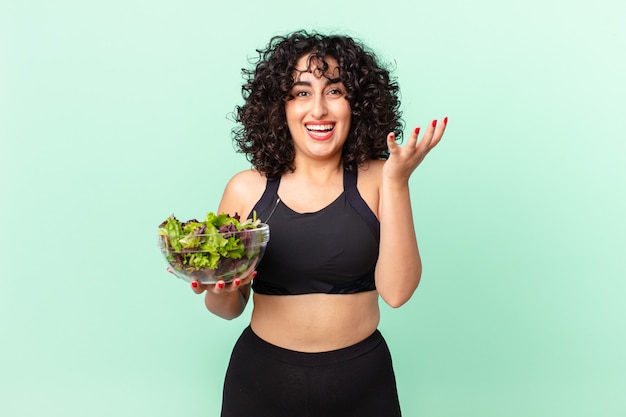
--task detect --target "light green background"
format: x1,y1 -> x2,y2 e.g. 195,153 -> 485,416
2,0 -> 624,416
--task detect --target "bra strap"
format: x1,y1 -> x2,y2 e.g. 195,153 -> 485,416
343,169 -> 380,241
247,176 -> 280,221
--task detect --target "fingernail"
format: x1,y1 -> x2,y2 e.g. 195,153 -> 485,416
217,282 -> 225,289
191,281 -> 199,289
252,271 -> 258,278
389,132 -> 395,139
443,116 -> 448,125
234,278 -> 241,286
431,119 -> 437,128
414,127 -> 421,135
167,267 -> 174,274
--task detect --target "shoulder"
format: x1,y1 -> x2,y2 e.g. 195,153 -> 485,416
218,169 -> 267,218
226,169 -> 267,191
357,160 -> 384,185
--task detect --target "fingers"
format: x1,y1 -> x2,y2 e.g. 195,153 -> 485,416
179,265 -> 257,295
412,117 -> 447,154
166,266 -> 255,295
389,117 -> 447,154
383,117 -> 447,180
407,126 -> 421,148
191,278 -> 234,295
190,280 -> 208,294
209,270 -> 257,295
424,117 -> 447,148
430,116 -> 447,149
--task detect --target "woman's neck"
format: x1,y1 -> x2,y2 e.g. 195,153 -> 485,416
291,154 -> 344,179
289,163 -> 343,185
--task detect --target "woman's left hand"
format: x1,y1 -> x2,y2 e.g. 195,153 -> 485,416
384,117 -> 447,181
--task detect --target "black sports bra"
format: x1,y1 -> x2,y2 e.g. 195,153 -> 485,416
248,169 -> 379,295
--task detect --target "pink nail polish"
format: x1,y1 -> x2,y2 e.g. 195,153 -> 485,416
431,119 -> 437,128
191,281 -> 199,289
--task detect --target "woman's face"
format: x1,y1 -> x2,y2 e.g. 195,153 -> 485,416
285,54 -> 351,162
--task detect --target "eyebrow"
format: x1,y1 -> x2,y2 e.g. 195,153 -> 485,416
292,77 -> 342,87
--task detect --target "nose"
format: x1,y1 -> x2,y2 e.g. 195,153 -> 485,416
311,94 -> 328,119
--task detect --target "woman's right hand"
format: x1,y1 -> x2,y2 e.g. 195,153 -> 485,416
165,266 -> 256,320
190,270 -> 257,295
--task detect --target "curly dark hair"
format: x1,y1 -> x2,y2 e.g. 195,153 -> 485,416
232,30 -> 403,179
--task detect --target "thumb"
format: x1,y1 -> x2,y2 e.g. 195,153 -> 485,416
387,132 -> 397,152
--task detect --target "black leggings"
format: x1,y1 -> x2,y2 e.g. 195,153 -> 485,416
221,326 -> 402,417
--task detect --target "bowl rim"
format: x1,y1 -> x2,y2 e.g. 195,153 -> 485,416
159,222 -> 269,237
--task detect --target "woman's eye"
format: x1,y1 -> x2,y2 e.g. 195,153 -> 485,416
328,88 -> 343,95
295,91 -> 309,97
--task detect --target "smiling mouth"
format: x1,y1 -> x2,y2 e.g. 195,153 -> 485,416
306,123 -> 335,132
305,123 -> 335,140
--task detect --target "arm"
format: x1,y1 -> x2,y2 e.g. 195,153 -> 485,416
190,170 -> 265,320
375,118 -> 447,308
194,277 -> 253,321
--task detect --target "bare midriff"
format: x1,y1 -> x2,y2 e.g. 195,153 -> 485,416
250,290 -> 380,352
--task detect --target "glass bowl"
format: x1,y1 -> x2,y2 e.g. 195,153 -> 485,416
158,223 -> 269,284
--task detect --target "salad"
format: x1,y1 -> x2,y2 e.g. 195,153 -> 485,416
158,211 -> 267,283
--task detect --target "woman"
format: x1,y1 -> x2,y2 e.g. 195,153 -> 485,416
191,31 -> 446,416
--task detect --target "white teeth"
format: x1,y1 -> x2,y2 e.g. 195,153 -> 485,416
306,124 -> 334,131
